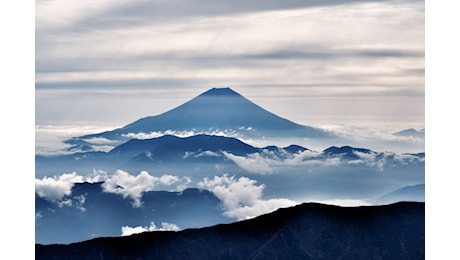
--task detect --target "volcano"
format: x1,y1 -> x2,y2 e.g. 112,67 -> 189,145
70,87 -> 330,143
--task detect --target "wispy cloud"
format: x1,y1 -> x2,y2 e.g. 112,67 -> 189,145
223,152 -> 274,174
56,194 -> 87,212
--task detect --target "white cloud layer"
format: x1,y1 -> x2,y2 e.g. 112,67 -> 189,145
198,174 -> 297,220
121,221 -> 180,236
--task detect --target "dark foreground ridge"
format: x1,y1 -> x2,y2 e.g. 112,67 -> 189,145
36,201 -> 424,260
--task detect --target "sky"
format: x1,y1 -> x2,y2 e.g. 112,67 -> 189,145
35,0 -> 425,131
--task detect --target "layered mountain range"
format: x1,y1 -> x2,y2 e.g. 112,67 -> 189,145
36,133 -> 424,177
36,183 -> 231,244
36,87 -> 425,249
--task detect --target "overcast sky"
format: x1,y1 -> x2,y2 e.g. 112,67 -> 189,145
35,0 -> 425,129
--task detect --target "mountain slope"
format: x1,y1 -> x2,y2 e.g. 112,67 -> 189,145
69,87 -> 330,143
36,202 -> 424,259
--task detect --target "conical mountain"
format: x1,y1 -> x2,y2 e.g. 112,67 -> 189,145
73,87 -> 329,142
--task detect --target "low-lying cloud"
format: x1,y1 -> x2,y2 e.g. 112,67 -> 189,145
223,150 -> 342,175
121,221 -> 180,236
121,129 -> 245,140
35,170 -> 191,208
223,144 -> 422,175
198,174 -> 297,220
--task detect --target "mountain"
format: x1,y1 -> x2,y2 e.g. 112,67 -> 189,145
376,184 -> 425,205
322,145 -> 374,160
36,201 -> 425,259
36,135 -> 424,178
36,182 -> 231,244
36,134 -> 310,176
393,128 -> 425,139
67,87 -> 330,145
111,134 -> 259,161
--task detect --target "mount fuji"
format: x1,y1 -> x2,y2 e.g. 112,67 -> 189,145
68,87 -> 330,145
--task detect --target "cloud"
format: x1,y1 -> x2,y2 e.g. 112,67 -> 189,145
35,124 -> 121,156
346,150 -> 423,170
101,170 -> 187,207
198,174 -> 297,220
223,152 -> 274,174
225,198 -> 297,220
121,221 -> 180,236
36,0 -> 133,31
85,169 -> 110,183
36,0 -> 424,129
101,170 -> 158,207
176,176 -> 192,191
82,137 -> 119,145
35,170 -> 190,208
223,150 -> 341,174
316,124 -> 425,153
159,175 -> 180,186
35,172 -> 83,201
122,129 -> 245,140
73,194 -> 87,212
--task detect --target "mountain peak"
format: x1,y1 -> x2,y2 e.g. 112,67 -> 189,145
201,87 -> 239,96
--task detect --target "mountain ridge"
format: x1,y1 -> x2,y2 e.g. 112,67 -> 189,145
36,201 -> 425,259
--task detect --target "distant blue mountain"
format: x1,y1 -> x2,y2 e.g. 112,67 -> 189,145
283,144 -> 309,154
322,145 -> 373,160
376,184 -> 425,205
111,134 -> 258,161
393,128 -> 425,138
36,182 -> 231,244
36,134 -> 310,176
36,135 -> 424,178
68,87 -> 330,144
